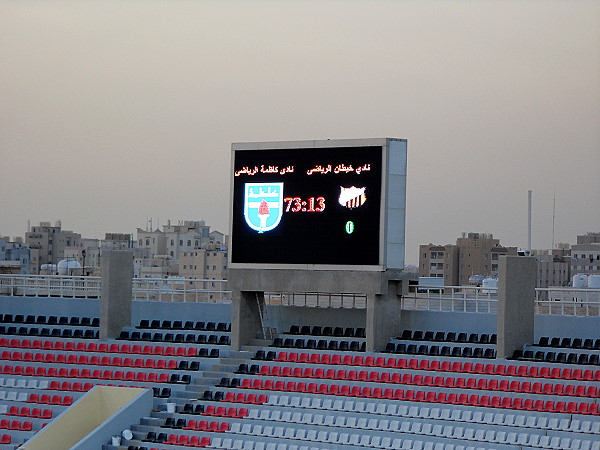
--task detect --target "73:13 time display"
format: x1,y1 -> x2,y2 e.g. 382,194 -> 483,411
284,196 -> 326,213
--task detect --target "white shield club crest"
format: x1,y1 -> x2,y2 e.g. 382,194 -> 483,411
244,182 -> 284,233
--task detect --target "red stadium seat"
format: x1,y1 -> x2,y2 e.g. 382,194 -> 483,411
461,362 -> 473,373
384,358 -> 398,368
549,367 -> 561,379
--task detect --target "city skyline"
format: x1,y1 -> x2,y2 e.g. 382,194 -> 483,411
2,1 -> 599,266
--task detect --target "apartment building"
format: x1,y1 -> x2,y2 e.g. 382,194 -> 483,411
24,221 -> 81,273
419,233 -> 517,286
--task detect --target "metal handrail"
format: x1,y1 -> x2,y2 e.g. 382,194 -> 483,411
1,275 -> 599,315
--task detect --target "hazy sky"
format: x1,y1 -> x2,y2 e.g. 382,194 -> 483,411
1,0 -> 599,265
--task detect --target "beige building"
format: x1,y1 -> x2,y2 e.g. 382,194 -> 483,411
419,232 -> 517,286
533,249 -> 571,288
135,220 -> 228,280
25,221 -> 81,273
418,244 -> 459,285
179,245 -> 228,280
456,233 -> 517,284
571,232 -> 600,276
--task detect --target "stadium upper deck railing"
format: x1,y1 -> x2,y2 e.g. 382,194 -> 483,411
0,275 -> 598,316
0,275 -> 230,303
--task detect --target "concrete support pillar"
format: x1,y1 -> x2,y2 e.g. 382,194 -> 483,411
100,250 -> 133,340
231,290 -> 264,350
496,255 -> 536,359
366,281 -> 402,352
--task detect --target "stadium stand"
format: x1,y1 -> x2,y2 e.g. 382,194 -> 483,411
0,306 -> 599,449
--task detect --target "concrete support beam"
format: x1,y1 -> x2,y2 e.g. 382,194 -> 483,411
231,290 -> 265,350
229,268 -> 412,351
366,281 -> 402,352
496,255 -> 536,359
100,250 -> 133,340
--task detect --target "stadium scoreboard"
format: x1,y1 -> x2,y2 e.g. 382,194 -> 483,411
229,138 -> 406,270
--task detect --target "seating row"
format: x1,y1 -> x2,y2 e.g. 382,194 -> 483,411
384,343 -> 496,359
400,330 -> 496,345
223,422 -> 597,450
256,398 -> 600,431
26,393 -> 73,405
198,391 -> 268,405
271,338 -> 365,352
164,407 -> 249,427
226,377 -> 599,414
537,336 -> 600,350
118,330 -> 230,345
515,349 -> 600,365
181,420 -> 231,432
253,365 -> 599,397
138,320 -> 230,332
0,419 -> 33,431
1,352 -> 202,370
0,364 -> 191,384
0,339 -> 220,358
0,377 -> 49,390
0,326 -> 98,339
261,351 -> 600,380
143,431 -> 214,443
0,314 -> 98,327
1,405 -> 53,418
286,325 -> 366,338
133,437 -> 597,450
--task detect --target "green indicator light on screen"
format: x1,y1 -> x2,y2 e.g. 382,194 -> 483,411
345,221 -> 355,234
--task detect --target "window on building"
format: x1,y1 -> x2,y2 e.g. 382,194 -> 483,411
179,240 -> 183,246
171,239 -> 174,246
187,240 -> 191,246
195,240 -> 199,247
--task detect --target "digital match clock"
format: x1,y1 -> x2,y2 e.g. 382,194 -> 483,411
230,138 -> 407,270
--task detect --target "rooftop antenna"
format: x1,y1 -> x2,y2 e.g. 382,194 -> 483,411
527,190 -> 532,253
552,194 -> 556,250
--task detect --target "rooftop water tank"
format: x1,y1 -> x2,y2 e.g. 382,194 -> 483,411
588,274 -> 600,289
57,259 -> 82,276
481,277 -> 498,294
572,274 -> 588,288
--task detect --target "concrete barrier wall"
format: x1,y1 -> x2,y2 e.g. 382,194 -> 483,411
22,386 -> 151,450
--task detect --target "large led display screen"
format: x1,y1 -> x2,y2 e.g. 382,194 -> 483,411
230,145 -> 383,266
